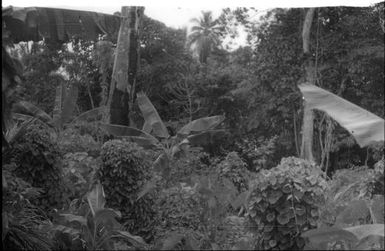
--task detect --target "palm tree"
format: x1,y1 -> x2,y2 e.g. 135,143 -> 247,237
187,11 -> 222,64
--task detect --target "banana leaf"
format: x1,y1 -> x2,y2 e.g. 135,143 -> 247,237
137,92 -> 169,138
2,6 -> 120,43
187,129 -> 227,146
177,115 -> 225,135
12,101 -> 53,125
119,136 -> 160,149
345,224 -> 385,240
302,227 -> 359,248
100,123 -> 159,146
298,84 -> 384,147
87,183 -> 106,216
71,106 -> 107,123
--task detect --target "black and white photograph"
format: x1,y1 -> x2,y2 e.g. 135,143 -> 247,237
2,0 -> 384,250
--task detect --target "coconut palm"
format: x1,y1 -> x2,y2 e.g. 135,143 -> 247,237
187,11 -> 222,64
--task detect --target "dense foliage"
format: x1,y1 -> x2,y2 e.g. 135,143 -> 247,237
4,124 -> 69,211
98,140 -> 157,241
246,157 -> 327,250
2,4 -> 384,251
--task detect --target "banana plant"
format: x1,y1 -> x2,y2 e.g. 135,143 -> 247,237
51,183 -> 147,250
101,92 -> 226,178
11,83 -> 108,131
298,84 -> 384,148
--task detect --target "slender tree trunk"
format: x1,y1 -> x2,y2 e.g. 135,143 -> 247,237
108,6 -> 144,126
300,8 -> 316,161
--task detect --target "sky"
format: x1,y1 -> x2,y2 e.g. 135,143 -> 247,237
2,0 -> 381,49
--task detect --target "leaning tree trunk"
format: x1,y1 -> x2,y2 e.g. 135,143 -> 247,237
108,6 -> 144,126
300,8 -> 316,161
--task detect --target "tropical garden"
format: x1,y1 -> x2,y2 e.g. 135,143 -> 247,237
2,3 -> 384,250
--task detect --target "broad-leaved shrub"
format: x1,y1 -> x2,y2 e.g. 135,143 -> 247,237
6,124 -> 69,211
246,157 -> 327,250
98,139 -> 157,241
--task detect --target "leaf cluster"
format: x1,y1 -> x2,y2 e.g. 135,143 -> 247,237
246,157 -> 327,250
4,123 -> 69,211
97,140 -> 157,241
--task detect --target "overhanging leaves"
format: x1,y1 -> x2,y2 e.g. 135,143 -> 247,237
177,115 -> 225,135
12,101 -> 53,126
136,92 -> 169,138
2,6 -> 120,43
298,84 -> 384,147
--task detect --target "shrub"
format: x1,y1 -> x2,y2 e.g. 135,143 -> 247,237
234,135 -> 278,172
319,163 -> 384,227
246,157 -> 327,250
2,166 -> 53,250
5,123 -> 69,211
97,139 -> 157,241
57,127 -> 101,157
62,152 -> 101,200
217,151 -> 249,193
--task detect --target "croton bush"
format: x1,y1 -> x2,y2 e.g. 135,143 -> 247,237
5,123 -> 70,211
97,139 -> 157,242
246,157 -> 327,250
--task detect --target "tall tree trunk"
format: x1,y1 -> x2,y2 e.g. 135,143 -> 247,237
300,8 -> 316,161
108,6 -> 144,126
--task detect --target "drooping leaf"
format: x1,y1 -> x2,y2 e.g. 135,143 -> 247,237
142,121 -> 152,133
136,92 -> 169,138
120,136 -> 161,149
100,123 -> 145,136
187,129 -> 227,146
298,84 -> 384,147
87,183 -> 106,216
12,101 -> 53,125
370,195 -> 384,224
3,6 -> 121,43
71,106 -> 107,123
177,115 -> 225,135
302,227 -> 359,247
344,224 -> 385,240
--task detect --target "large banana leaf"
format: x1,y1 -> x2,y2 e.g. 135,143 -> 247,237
136,92 -> 169,138
12,101 -> 53,125
100,123 -> 159,145
71,106 -> 107,123
87,183 -> 106,216
298,84 -> 384,147
187,129 -> 227,146
177,115 -> 225,135
344,224 -> 384,240
3,6 -> 120,43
